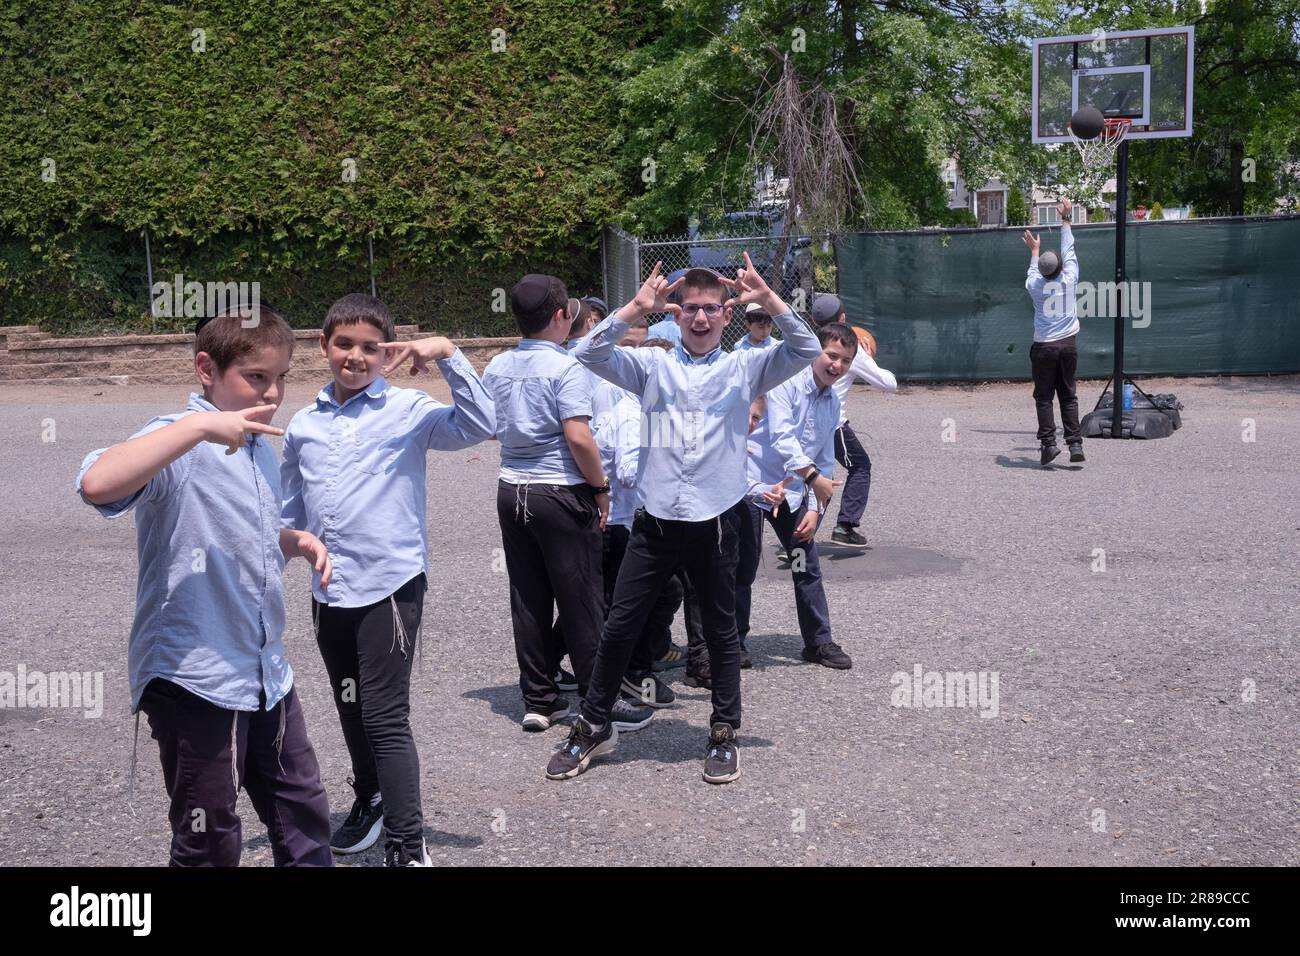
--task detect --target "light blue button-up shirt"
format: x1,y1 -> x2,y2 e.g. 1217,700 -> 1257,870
746,366 -> 840,514
645,318 -> 683,345
1027,224 -> 1080,342
484,338 -> 594,484
76,394 -> 292,712
573,307 -> 821,521
280,352 -> 494,608
591,379 -> 641,528
734,334 -> 778,352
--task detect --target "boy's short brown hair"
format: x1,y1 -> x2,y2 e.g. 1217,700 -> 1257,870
194,306 -> 295,372
678,267 -> 730,306
323,293 -> 396,344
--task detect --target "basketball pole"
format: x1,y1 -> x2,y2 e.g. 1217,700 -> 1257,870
1110,139 -> 1129,438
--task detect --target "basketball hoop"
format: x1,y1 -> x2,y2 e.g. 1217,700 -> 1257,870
1068,118 -> 1130,209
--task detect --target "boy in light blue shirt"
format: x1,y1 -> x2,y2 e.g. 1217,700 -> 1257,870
547,256 -> 820,785
280,293 -> 495,866
1023,197 -> 1084,466
483,275 -> 656,738
734,323 -> 859,672
77,306 -> 334,867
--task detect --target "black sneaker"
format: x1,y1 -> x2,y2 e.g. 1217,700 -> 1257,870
553,668 -> 578,692
620,675 -> 676,709
684,661 -> 713,689
546,717 -> 617,780
383,840 -> 430,867
801,641 -> 852,669
702,723 -> 740,785
832,524 -> 867,547
1069,443 -> 1085,463
521,699 -> 570,732
652,644 -> 688,672
610,697 -> 655,731
1040,444 -> 1061,467
330,784 -> 384,855
739,641 -> 753,669
775,548 -> 790,563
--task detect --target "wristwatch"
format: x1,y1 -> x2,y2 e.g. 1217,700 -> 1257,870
805,467 -> 821,484
589,478 -> 611,495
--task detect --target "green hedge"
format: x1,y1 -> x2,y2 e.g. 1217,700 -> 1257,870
0,1 -> 628,332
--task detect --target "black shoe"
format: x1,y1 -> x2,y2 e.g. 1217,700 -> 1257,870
383,840 -> 430,867
546,716 -> 617,780
801,641 -> 852,669
832,524 -> 867,547
621,675 -> 675,709
775,548 -> 790,563
702,723 -> 740,785
521,699 -> 570,732
611,697 -> 655,731
1069,443 -> 1085,462
1040,444 -> 1061,467
330,782 -> 384,854
684,662 -> 713,689
652,644 -> 688,672
740,641 -> 753,669
553,668 -> 578,692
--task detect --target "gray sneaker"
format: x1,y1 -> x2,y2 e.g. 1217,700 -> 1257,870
610,697 -> 655,731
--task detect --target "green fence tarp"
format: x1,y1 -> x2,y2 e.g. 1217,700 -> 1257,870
834,216 -> 1300,381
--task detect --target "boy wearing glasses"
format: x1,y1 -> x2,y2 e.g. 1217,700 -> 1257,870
548,258 -> 820,785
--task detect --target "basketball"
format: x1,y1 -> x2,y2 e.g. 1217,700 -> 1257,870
1069,105 -> 1106,141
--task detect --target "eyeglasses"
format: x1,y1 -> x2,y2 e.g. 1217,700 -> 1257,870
681,303 -> 725,318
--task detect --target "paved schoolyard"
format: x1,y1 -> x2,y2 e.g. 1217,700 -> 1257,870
0,373 -> 1296,866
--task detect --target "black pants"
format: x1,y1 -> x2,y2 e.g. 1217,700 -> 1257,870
733,499 -> 833,650
680,568 -> 708,669
314,572 -> 426,856
731,498 -> 764,645
585,507 -> 743,729
139,679 -> 333,867
833,423 -> 872,528
1030,335 -> 1081,445
602,524 -> 683,682
496,479 -> 603,712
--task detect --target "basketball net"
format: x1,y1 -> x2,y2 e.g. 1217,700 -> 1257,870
1068,118 -> 1131,210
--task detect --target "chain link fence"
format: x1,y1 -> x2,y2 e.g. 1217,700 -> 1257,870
602,225 -> 837,350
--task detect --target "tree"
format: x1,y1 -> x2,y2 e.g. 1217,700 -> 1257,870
611,1 -> 1044,235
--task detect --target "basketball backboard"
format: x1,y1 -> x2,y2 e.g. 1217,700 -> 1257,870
1032,25 -> 1195,143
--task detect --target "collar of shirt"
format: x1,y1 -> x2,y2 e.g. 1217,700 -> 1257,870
317,375 -> 388,410
676,342 -> 723,365
518,338 -> 570,356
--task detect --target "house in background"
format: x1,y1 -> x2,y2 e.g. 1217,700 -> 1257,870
942,158 -> 1010,226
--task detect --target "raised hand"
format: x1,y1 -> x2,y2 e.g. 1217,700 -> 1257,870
1022,229 -> 1041,254
729,251 -> 776,308
379,336 -> 455,376
629,261 -> 686,322
198,406 -> 284,456
1056,197 -> 1073,221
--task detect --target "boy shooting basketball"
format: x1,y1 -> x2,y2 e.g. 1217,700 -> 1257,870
1023,197 -> 1085,467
